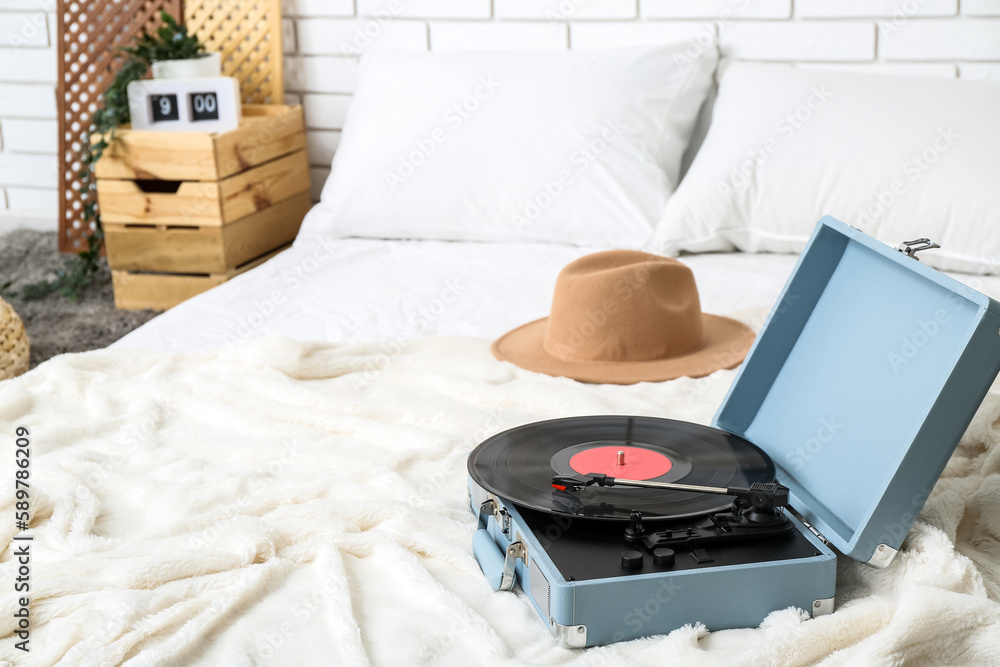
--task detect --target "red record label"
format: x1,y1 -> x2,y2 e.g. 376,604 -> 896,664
569,445 -> 672,481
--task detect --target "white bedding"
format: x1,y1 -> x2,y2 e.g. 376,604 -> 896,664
113,238 -> 804,352
114,237 -> 1000,354
3,335 -> 1000,666
11,237 -> 998,665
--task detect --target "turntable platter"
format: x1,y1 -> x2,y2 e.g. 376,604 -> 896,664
467,415 -> 776,521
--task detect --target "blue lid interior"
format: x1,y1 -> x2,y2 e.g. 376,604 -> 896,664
713,217 -> 990,563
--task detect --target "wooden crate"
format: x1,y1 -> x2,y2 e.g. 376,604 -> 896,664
112,244 -> 290,311
97,150 -> 309,227
103,190 -> 310,274
95,105 -> 305,181
95,104 -> 311,310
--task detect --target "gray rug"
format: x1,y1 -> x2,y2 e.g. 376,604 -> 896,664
1,230 -> 159,369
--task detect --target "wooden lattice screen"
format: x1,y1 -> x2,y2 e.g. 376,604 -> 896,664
184,0 -> 284,105
58,0 -> 284,253
57,0 -> 182,253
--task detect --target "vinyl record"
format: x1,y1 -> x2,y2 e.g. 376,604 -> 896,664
468,415 -> 775,521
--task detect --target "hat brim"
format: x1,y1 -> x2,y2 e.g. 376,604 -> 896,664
491,314 -> 756,385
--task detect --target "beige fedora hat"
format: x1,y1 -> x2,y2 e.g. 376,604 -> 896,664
492,250 -> 755,384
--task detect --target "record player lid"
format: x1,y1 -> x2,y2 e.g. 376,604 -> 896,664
713,217 -> 1000,567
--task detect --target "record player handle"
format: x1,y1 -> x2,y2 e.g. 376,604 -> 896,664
473,529 -> 525,592
473,529 -> 508,591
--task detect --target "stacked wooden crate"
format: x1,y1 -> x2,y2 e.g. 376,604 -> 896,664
95,104 -> 311,310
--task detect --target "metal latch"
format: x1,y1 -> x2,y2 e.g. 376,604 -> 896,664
897,238 -> 940,261
478,496 -> 511,538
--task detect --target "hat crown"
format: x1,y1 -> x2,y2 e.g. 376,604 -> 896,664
542,250 -> 705,363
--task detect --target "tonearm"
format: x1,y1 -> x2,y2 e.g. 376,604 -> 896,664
552,473 -> 790,517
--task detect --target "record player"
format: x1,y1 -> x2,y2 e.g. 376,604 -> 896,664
467,217 -> 1000,647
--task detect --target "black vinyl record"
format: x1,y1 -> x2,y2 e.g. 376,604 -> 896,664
468,415 -> 775,521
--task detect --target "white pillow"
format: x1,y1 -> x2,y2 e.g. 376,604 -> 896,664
653,62 -> 1000,274
297,45 -> 718,247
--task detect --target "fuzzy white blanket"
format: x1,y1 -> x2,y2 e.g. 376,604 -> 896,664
2,335 -> 1000,666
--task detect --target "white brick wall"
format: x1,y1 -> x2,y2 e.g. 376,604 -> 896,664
0,47 -> 55,82
960,62 -> 1000,79
302,94 -> 352,129
570,22 -> 704,49
0,11 -> 50,46
0,3 -> 57,229
497,0 -> 637,21
3,0 -> 1000,232
964,0 -> 1000,16
880,19 -> 1000,60
643,0 -> 790,19
2,118 -> 58,153
720,22 -> 875,61
431,21 -> 568,51
296,19 -> 428,55
358,0 -> 491,19
795,0 -> 957,18
285,56 -> 359,93
305,130 -> 342,167
285,0 -> 354,17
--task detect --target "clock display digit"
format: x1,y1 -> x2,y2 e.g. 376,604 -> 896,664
190,92 -> 220,121
150,94 -> 180,122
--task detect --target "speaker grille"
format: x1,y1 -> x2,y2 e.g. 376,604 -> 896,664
528,558 -> 550,619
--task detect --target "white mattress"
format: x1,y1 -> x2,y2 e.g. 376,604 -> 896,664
114,238 -> 1000,352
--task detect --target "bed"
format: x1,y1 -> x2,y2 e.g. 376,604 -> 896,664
5,43 -> 1000,666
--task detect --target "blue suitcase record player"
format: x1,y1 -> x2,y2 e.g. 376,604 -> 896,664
467,217 -> 1000,648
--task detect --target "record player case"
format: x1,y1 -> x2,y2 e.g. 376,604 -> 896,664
468,217 -> 1000,647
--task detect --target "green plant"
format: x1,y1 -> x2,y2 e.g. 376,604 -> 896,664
122,11 -> 205,64
14,11 -> 205,302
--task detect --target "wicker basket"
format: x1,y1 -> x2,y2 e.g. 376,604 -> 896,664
0,298 -> 30,380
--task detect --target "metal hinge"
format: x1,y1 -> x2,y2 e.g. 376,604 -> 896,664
800,519 -> 829,545
497,507 -> 511,538
897,238 -> 940,261
478,495 -> 511,538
